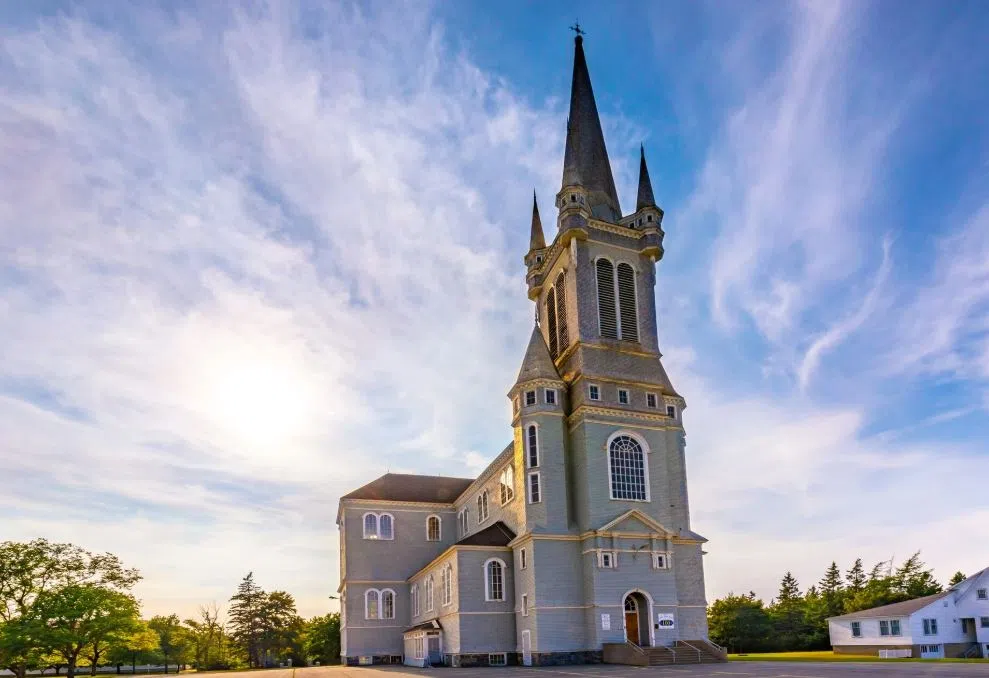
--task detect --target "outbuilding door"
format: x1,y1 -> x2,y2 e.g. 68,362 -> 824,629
427,634 -> 441,664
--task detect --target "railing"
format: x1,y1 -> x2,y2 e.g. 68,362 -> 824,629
962,644 -> 980,659
626,641 -> 646,657
697,638 -> 728,658
677,641 -> 702,663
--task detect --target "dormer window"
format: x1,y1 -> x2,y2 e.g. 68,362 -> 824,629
525,390 -> 536,406
545,389 -> 557,405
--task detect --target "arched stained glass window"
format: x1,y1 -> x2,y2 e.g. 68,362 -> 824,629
609,435 -> 647,501
363,513 -> 378,539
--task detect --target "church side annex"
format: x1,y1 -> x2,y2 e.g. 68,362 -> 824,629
336,33 -> 716,668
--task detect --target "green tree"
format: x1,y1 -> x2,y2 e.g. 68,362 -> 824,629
148,614 -> 192,672
228,573 -> 266,667
0,540 -> 140,678
26,585 -> 142,678
948,571 -> 967,587
845,558 -> 866,593
184,604 -> 230,670
892,552 -> 942,599
707,592 -> 772,654
818,562 -> 845,619
302,614 -> 340,665
770,572 -> 807,651
258,592 -> 303,665
106,624 -> 159,674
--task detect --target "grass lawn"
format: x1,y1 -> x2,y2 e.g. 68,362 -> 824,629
729,651 -> 987,663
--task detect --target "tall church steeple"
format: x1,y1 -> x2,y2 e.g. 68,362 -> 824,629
560,35 -> 621,223
529,191 -> 546,251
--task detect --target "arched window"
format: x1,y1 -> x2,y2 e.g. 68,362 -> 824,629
378,513 -> 394,540
526,425 -> 539,468
443,565 -> 453,605
477,491 -> 489,522
617,263 -> 638,342
427,515 -> 441,541
609,435 -> 647,501
596,259 -> 618,339
459,508 -> 469,537
546,287 -> 559,359
624,595 -> 637,612
411,584 -> 419,617
556,271 -> 569,351
381,589 -> 395,619
365,589 -> 379,619
363,513 -> 378,539
425,577 -> 434,611
485,559 -> 505,601
499,465 -> 515,504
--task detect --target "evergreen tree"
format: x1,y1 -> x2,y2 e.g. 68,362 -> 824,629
818,561 -> 845,619
770,573 -> 806,650
948,571 -> 966,587
845,558 -> 866,593
228,574 -> 265,668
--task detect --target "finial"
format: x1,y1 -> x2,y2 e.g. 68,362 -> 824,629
569,20 -> 585,39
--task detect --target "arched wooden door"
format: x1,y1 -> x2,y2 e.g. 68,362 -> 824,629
624,596 -> 639,644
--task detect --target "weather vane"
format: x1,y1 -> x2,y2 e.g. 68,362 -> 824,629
569,20 -> 585,37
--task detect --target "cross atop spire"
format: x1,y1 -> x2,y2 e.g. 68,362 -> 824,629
560,29 -> 621,222
569,21 -> 585,37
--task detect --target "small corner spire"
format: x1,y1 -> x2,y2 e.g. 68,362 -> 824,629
636,143 -> 657,211
529,190 -> 546,251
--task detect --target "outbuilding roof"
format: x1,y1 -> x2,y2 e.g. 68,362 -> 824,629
341,473 -> 473,504
455,521 -> 516,547
827,591 -> 951,621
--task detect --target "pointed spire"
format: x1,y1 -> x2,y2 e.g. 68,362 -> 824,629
514,325 -> 561,388
636,144 -> 656,211
529,190 -> 546,251
561,34 -> 621,221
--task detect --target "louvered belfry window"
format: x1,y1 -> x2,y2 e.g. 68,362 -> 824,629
596,259 -> 619,339
546,288 -> 559,359
555,271 -> 569,352
617,263 -> 638,342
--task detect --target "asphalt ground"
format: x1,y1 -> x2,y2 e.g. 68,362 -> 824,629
224,661 -> 989,678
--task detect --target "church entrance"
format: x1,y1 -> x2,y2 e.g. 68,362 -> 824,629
623,592 -> 649,646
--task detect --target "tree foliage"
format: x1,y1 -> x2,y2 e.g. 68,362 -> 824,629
302,614 -> 340,665
708,552 -> 950,653
948,571 -> 967,587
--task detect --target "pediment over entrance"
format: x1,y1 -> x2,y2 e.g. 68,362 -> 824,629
596,509 -> 673,536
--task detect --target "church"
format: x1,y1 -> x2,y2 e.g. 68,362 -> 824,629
336,33 -> 719,667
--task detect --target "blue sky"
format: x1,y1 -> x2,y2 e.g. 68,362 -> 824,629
1,0 -> 988,619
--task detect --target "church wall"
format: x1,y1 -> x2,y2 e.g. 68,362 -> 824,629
340,502 -> 456,582
408,549 -> 458,628
457,614 -> 516,654
528,539 -> 586,650
664,429 -> 692,534
456,548 -> 515,614
568,419 -> 680,533
518,411 -> 571,534
673,543 -> 709,623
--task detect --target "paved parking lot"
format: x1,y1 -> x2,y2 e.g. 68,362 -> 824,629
259,661 -> 989,678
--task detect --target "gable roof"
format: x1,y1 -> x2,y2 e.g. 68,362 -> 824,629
342,473 -> 473,504
827,592 -> 951,621
598,509 -> 673,535
456,521 -> 516,547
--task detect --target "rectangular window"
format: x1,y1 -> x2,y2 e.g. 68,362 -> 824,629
545,389 -> 557,405
526,425 -> 539,468
978,588 -> 988,600
521,594 -> 529,617
520,548 -> 527,570
598,551 -> 616,568
527,472 -> 541,503
525,390 -> 536,406
890,619 -> 901,636
923,618 -> 938,635
488,653 -> 507,666
879,620 -> 889,636
646,393 -> 657,408
666,405 -> 676,418
589,384 -> 600,401
851,621 -> 861,638
618,388 -> 629,405
653,553 -> 668,569
980,617 -> 989,628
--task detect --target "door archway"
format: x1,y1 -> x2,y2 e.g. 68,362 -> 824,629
622,592 -> 650,646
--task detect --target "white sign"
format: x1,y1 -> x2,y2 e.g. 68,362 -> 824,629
601,613 -> 611,630
657,613 -> 675,629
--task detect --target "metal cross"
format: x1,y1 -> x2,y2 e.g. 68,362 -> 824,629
569,21 -> 585,37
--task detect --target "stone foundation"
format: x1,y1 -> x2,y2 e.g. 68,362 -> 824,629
531,651 -> 603,666
343,655 -> 402,666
